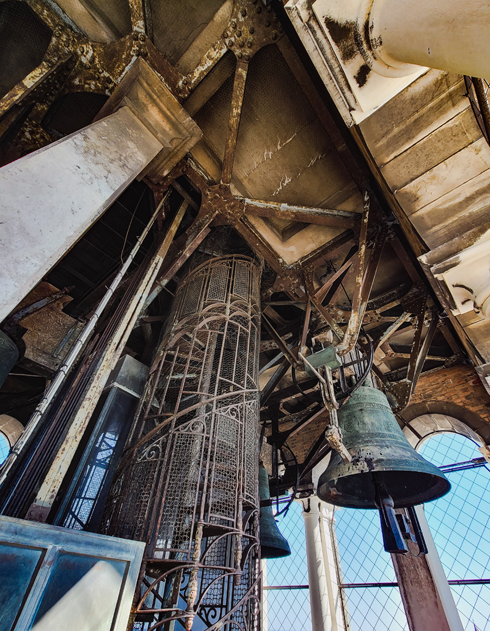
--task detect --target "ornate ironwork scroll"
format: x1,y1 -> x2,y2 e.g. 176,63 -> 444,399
102,255 -> 262,631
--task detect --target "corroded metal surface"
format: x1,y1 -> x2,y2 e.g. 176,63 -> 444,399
103,255 -> 262,631
221,61 -> 248,184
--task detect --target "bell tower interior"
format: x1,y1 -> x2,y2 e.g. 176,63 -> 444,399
0,1 -> 490,630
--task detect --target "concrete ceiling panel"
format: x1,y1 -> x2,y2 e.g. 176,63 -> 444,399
150,0 -> 226,65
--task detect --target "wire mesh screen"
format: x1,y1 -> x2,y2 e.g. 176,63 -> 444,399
334,430 -> 490,631
419,433 -> 490,631
102,255 -> 262,631
62,429 -> 117,530
264,501 -> 312,631
334,507 -> 408,631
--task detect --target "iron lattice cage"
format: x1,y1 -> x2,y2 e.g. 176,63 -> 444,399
102,255 -> 262,631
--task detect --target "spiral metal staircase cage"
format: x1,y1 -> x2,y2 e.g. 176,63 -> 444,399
101,254 -> 262,631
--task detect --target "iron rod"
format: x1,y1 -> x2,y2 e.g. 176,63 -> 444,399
0,191 -> 169,487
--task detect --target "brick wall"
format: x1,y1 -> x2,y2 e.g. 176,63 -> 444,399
410,363 -> 490,425
285,364 -> 490,464
260,366 -> 490,519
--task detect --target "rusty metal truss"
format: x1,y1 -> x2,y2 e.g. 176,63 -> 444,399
102,254 -> 262,631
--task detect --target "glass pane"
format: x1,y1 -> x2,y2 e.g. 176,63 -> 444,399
0,542 -> 43,631
61,389 -> 139,531
335,507 -> 408,630
265,502 -> 311,631
0,433 -> 10,465
419,433 -> 490,631
33,552 -> 127,626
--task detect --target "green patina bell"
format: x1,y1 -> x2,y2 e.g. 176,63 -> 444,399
259,464 -> 291,558
317,384 -> 450,509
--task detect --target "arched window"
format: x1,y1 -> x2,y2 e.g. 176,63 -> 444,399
262,410 -> 490,631
0,414 -> 23,465
0,431 -> 10,465
334,426 -> 490,631
263,501 -> 311,631
418,433 -> 490,631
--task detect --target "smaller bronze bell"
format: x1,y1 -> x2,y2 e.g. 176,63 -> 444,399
259,464 -> 291,559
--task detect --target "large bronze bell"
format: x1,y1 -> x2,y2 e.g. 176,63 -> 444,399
259,464 -> 291,558
317,384 -> 450,509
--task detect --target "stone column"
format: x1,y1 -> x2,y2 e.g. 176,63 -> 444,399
390,506 -> 464,631
300,497 -> 346,631
0,107 -> 161,322
0,58 -> 201,322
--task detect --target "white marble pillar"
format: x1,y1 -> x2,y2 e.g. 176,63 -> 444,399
261,559 -> 268,631
300,497 -> 346,631
0,107 -> 162,322
0,58 -> 201,322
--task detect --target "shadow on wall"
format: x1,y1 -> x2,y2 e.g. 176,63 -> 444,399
0,1 -> 52,99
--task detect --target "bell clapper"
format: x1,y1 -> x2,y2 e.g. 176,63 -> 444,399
405,506 -> 428,555
373,476 -> 429,555
373,474 -> 408,554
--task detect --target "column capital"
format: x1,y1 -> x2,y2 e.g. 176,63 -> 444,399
297,495 -> 336,519
95,58 -> 202,183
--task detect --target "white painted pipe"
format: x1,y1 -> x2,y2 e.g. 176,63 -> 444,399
370,0 -> 490,79
0,191 -> 169,487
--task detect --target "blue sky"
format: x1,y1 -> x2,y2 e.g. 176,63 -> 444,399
265,432 -> 490,631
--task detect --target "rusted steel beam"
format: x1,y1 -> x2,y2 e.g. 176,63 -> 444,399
413,311 -> 440,389
0,55 -> 70,118
315,252 -> 357,303
177,40 -> 229,99
261,358 -> 290,407
406,298 -> 428,389
358,227 -> 387,317
260,332 -> 293,353
170,181 -> 200,211
390,235 -> 421,283
156,200 -> 188,258
221,61 -> 248,184
335,193 -> 370,355
375,312 -> 411,350
262,316 -> 301,369
304,269 -> 344,341
235,216 -> 285,273
336,211 -> 386,358
472,78 -> 490,144
239,198 -> 359,229
128,0 -> 146,33
286,405 -> 327,441
438,320 -> 463,356
145,212 -> 216,309
295,230 -> 355,270
300,300 -> 312,349
388,352 -> 448,363
388,293 -> 428,410
263,301 -> 307,309
263,305 -> 287,328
